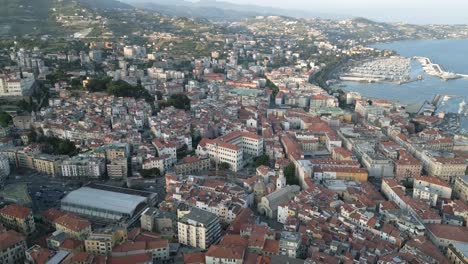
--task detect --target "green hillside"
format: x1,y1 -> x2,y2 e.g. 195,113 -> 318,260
0,0 -> 60,36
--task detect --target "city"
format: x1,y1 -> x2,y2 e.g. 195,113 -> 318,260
0,0 -> 467,264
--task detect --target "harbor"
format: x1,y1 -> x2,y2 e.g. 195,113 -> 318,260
339,56 -> 413,84
414,56 -> 468,80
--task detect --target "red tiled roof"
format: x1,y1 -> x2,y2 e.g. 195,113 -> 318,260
426,224 -> 468,243
0,230 -> 25,250
183,252 -> 206,264
0,204 -> 31,219
414,176 -> 450,188
108,253 -> 153,264
41,208 -> 65,223
262,239 -> 279,254
54,213 -> 91,232
206,245 -> 245,260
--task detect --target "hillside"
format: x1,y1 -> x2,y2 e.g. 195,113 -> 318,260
0,0 -> 58,36
123,0 -> 347,21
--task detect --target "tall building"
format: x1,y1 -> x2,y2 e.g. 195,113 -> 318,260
177,207 -> 221,250
107,158 -> 128,179
0,230 -> 27,264
0,154 -> 10,188
0,204 -> 36,235
60,156 -> 106,178
279,231 -> 302,258
0,72 -> 35,97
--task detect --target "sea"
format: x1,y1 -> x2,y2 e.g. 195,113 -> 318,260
335,39 -> 468,112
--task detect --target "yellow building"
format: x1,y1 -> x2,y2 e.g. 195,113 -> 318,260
85,227 -> 127,255
0,204 -> 36,235
54,213 -> 91,240
454,176 -> 468,202
447,242 -> 468,264
313,167 -> 368,182
33,154 -> 67,176
174,156 -> 210,175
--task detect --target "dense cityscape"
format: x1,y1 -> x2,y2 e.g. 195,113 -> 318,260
0,0 -> 467,264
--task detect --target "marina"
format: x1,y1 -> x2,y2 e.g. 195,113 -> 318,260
340,57 -> 411,83
334,39 -> 468,111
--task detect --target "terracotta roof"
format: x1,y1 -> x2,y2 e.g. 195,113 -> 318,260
183,252 -> 206,264
414,176 -> 450,188
54,213 -> 91,232
219,234 -> 249,247
0,230 -> 25,250
109,253 -> 153,264
262,239 -> 279,254
426,224 -> 468,243
206,245 -> 245,260
28,246 -> 53,264
0,204 -> 32,219
41,208 -> 65,223
60,238 -> 83,250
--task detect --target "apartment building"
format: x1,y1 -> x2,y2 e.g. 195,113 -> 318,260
54,213 -> 91,240
454,175 -> 468,202
313,167 -> 368,182
0,204 -> 36,235
394,150 -> 421,179
33,154 -> 67,177
423,155 -> 466,184
426,224 -> 468,251
197,131 -> 263,172
85,227 -> 127,255
177,207 -> 222,250
142,154 -> 172,174
412,176 -> 452,206
279,231 -> 302,258
175,156 -> 210,175
0,230 -> 27,264
107,158 -> 128,179
0,72 -> 35,96
60,156 -> 106,178
112,240 -> 170,262
447,242 -> 468,264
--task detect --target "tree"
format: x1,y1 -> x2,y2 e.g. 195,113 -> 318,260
177,144 -> 189,160
87,77 -> 111,92
30,130 -> 78,156
254,155 -> 270,168
0,112 -> 12,127
106,80 -> 154,103
219,162 -> 230,170
155,91 -> 163,101
284,163 -> 299,185
140,168 -> 161,178
165,94 -> 191,110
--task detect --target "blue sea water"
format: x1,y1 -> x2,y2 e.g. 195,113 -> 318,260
337,39 -> 468,108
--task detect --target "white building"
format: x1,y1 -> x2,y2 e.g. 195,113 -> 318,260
60,157 -> 106,178
177,207 -> 221,250
0,72 -> 35,96
412,176 -> 452,206
197,131 -> 264,172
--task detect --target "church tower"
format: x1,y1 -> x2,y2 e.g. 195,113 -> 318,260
276,169 -> 286,190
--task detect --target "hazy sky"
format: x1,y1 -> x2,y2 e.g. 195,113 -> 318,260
218,0 -> 468,24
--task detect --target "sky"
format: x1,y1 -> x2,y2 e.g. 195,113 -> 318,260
218,0 -> 468,24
